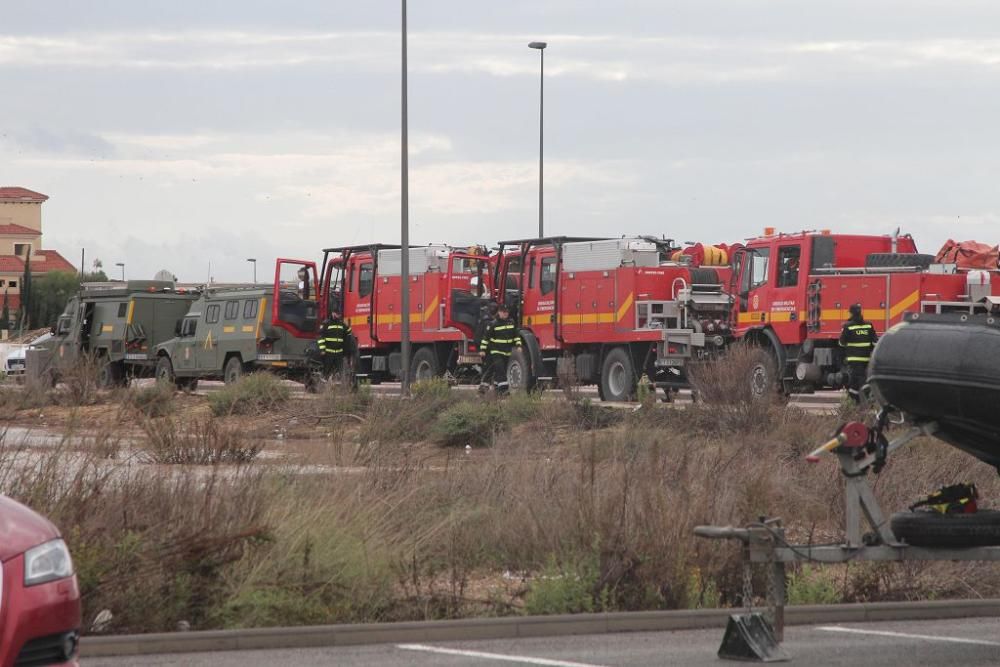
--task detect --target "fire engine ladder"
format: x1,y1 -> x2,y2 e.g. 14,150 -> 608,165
693,415 -> 1000,654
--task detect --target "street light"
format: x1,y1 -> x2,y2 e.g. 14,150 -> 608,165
247,258 -> 257,284
529,41 -> 547,239
115,262 -> 125,281
401,0 -> 411,395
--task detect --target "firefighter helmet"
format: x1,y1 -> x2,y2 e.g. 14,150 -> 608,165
849,303 -> 862,318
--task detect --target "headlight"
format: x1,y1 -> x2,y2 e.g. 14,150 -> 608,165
24,539 -> 74,586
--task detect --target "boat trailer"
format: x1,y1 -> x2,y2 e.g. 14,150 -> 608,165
695,411 -> 1000,661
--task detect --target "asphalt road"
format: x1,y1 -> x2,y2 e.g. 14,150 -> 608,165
86,617 -> 1000,666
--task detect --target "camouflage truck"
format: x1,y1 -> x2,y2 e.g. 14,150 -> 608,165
33,280 -> 200,387
154,283 -> 317,388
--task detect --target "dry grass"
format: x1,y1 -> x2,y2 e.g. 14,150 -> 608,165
141,416 -> 262,464
3,382 -> 1000,634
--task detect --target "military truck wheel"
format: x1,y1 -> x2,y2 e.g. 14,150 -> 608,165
224,355 -> 245,385
97,359 -> 123,389
178,377 -> 199,392
155,356 -> 176,385
410,347 -> 438,382
600,347 -> 636,402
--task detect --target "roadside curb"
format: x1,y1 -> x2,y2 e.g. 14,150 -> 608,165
81,599 -> 1000,657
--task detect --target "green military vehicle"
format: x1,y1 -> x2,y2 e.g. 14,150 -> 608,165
33,280 -> 200,387
154,283 -> 318,388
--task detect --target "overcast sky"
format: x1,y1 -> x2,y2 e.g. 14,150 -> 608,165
2,1 -> 1000,281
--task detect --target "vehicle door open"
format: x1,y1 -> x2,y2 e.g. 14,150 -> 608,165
273,259 -> 319,337
444,251 -> 491,339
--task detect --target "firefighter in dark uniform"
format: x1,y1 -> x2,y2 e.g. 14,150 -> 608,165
478,304 -> 517,395
839,303 -> 878,402
318,309 -> 354,381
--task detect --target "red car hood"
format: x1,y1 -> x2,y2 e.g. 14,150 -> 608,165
0,495 -> 60,561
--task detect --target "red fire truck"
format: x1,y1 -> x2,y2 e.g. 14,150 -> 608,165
724,229 -> 1000,394
310,244 -> 493,383
491,236 -> 734,401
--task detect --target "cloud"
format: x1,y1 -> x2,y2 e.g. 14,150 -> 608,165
6,30 -> 1000,84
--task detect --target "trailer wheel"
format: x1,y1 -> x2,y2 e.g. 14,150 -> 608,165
410,347 -> 439,382
600,347 -> 636,402
507,347 -> 536,393
891,510 -> 1000,547
224,355 -> 244,385
155,356 -> 176,386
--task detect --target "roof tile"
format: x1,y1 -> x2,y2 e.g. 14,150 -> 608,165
0,187 -> 48,203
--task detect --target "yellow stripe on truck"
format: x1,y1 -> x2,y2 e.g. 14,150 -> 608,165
735,289 -> 923,325
255,297 -> 266,340
523,293 -> 635,327
377,295 -> 440,325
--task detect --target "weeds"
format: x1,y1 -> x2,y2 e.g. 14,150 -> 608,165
208,373 -> 290,417
122,382 -> 175,418
3,372 -> 1000,635
141,417 -> 262,464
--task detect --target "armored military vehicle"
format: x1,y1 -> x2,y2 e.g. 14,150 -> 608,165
33,280 -> 199,387
154,282 -> 317,387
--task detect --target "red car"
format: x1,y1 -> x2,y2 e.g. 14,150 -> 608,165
0,495 -> 80,667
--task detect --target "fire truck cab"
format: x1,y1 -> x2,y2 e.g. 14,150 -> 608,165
494,237 -> 732,401
730,229 -> 1000,394
320,244 -> 492,383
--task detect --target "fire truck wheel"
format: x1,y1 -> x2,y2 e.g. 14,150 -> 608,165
155,355 -> 176,385
891,510 -> 1000,547
507,347 -> 536,393
601,347 -> 636,402
224,355 -> 245,385
410,347 -> 439,382
748,347 -> 779,399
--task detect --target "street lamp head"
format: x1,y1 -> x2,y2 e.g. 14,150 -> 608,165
115,262 -> 124,267
247,258 -> 255,262
528,41 -> 547,50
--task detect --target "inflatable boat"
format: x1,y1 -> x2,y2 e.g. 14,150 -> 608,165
868,312 -> 1000,468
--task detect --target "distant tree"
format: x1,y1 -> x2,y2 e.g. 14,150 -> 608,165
28,271 -> 80,330
81,270 -> 108,283
0,290 -> 9,332
20,253 -> 31,331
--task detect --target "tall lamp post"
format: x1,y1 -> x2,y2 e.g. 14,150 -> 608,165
529,41 -> 547,239
247,258 -> 257,283
400,0 -> 411,395
115,262 -> 125,281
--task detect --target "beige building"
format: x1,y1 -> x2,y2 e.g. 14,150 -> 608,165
0,187 -> 75,314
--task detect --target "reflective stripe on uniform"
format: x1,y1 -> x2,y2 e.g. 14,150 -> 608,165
846,356 -> 871,362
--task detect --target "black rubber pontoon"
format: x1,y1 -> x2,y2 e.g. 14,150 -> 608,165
868,312 -> 1000,468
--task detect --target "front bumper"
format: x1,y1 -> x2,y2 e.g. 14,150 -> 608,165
0,554 -> 81,667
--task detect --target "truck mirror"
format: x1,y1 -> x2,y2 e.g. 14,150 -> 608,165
175,320 -> 182,336
49,325 -> 56,335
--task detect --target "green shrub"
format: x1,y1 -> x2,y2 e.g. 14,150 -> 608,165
787,565 -> 841,605
208,373 -> 290,416
502,392 -> 543,425
410,377 -> 452,401
431,401 -> 507,447
523,557 -> 601,615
